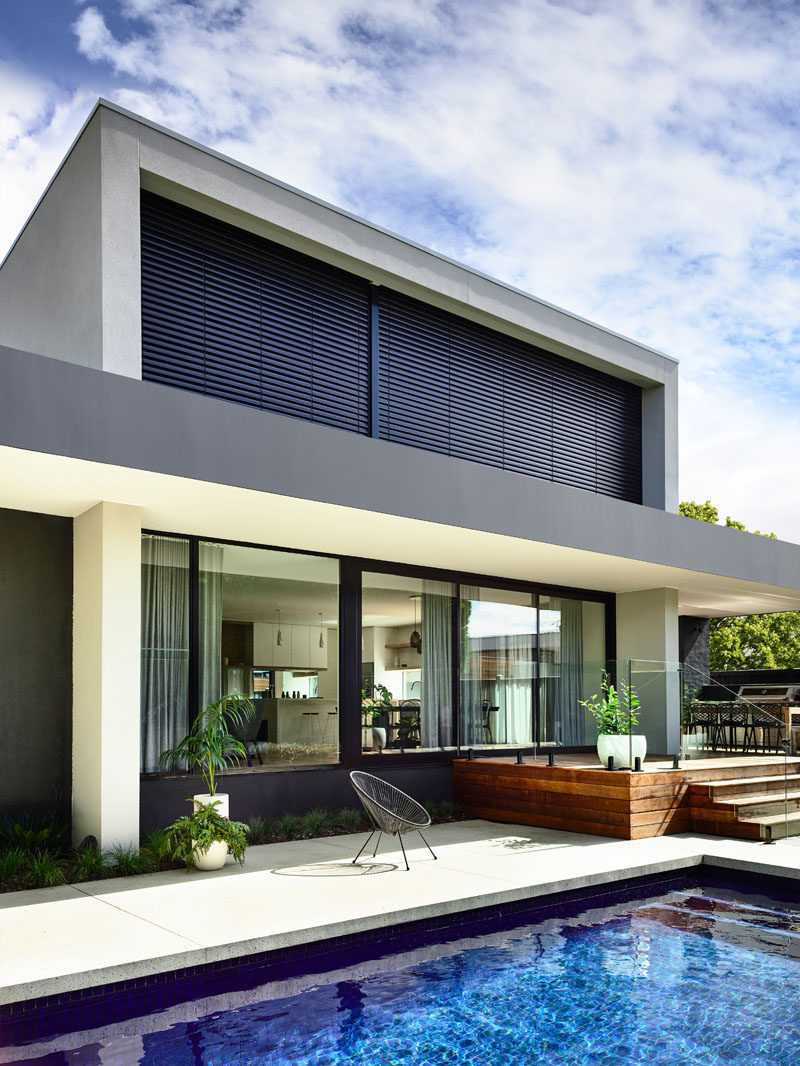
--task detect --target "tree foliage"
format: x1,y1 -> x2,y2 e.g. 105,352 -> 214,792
680,501 -> 799,669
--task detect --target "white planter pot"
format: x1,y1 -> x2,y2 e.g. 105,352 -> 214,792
192,839 -> 229,871
597,734 -> 647,769
372,727 -> 386,751
193,793 -> 229,817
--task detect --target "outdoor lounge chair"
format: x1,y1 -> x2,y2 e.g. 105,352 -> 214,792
349,770 -> 437,871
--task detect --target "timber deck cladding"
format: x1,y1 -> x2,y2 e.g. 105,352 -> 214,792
452,756 -> 800,840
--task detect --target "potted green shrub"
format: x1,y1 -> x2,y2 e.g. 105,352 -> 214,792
580,674 -> 645,768
165,798 -> 248,871
159,693 -> 256,817
361,682 -> 393,751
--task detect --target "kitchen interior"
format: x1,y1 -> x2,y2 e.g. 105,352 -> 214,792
217,545 -> 339,767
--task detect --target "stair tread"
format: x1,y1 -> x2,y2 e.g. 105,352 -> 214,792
698,774 -> 800,790
721,790 -> 800,807
739,810 -> 800,826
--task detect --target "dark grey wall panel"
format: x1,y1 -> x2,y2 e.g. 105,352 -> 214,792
140,763 -> 453,830
141,191 -> 370,434
0,509 -> 72,811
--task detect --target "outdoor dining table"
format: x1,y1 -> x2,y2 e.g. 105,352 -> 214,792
686,702 -> 784,754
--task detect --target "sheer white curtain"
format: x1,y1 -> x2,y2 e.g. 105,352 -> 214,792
490,632 -> 535,744
140,535 -> 189,773
459,587 -> 483,746
199,541 -> 224,713
420,579 -> 453,748
553,597 -> 584,745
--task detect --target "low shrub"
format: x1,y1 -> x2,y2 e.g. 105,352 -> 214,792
70,844 -> 111,883
140,829 -> 174,866
25,850 -> 67,889
335,808 -> 364,831
303,808 -> 334,836
276,812 -> 303,839
0,846 -> 27,884
0,807 -> 69,854
109,844 -> 149,877
437,800 -> 460,820
245,815 -> 271,846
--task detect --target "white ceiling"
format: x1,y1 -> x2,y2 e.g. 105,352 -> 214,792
3,444 -> 800,617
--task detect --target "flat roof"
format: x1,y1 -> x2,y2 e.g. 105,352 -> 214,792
1,98 -> 678,374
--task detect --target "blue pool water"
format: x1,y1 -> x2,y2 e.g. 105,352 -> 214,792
6,877 -> 800,1065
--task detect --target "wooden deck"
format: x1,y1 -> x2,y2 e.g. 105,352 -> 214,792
453,754 -> 800,840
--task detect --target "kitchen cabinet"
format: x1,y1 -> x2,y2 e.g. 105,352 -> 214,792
253,622 -> 279,666
252,622 -> 328,669
309,627 -> 328,669
290,625 -> 310,668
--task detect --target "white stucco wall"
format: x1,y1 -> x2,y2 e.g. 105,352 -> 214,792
72,501 -> 142,849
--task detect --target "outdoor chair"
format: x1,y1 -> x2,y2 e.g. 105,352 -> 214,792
349,770 -> 437,871
230,704 -> 264,766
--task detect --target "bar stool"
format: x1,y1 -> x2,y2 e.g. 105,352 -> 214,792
301,711 -> 320,744
322,709 -> 338,744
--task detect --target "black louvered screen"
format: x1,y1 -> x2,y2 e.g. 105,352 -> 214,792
141,191 -> 370,435
377,290 -> 642,503
141,191 -> 641,502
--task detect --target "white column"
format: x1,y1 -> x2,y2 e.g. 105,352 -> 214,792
72,502 -> 142,849
616,588 -> 680,756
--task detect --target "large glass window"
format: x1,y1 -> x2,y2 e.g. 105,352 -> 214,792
539,596 -> 606,747
199,543 -> 340,767
361,572 -> 455,754
459,588 -> 537,748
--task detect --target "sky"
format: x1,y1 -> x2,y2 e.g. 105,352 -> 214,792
1,0 -> 799,543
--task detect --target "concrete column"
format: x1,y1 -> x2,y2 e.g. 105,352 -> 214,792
72,502 -> 141,849
616,588 -> 680,756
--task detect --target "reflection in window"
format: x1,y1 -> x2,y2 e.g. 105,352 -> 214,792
460,588 -> 536,747
199,543 -> 339,767
361,573 -> 455,754
539,596 -> 606,746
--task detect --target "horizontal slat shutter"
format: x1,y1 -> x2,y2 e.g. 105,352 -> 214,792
377,287 -> 641,502
141,191 -> 369,435
378,290 -> 451,455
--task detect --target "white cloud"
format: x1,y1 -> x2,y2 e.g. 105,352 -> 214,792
1,0 -> 799,540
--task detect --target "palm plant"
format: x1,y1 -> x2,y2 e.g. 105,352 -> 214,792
159,693 -> 256,796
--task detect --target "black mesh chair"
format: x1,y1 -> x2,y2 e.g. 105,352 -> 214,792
229,702 -> 264,766
349,770 -> 437,871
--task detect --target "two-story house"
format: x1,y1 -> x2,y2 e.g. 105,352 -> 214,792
2,101 -> 799,848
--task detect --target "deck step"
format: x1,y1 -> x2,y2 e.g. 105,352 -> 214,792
698,774 -> 800,799
722,790 -> 800,819
738,810 -> 800,839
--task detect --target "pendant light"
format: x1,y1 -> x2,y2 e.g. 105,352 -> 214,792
276,609 -> 283,647
409,595 -> 421,654
318,612 -> 325,649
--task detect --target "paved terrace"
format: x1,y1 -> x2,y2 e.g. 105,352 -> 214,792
2,821 -> 800,1011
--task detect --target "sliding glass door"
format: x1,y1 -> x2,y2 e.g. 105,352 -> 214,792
459,587 -> 537,748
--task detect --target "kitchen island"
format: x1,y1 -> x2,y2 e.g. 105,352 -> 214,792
257,697 -> 339,746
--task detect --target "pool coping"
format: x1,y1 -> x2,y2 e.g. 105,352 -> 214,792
2,823 -> 799,1012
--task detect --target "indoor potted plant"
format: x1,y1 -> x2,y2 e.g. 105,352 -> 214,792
165,798 -> 248,871
159,692 -> 256,817
580,674 -> 645,768
361,682 -> 393,751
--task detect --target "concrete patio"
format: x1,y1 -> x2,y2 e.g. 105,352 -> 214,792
2,819 -> 800,1012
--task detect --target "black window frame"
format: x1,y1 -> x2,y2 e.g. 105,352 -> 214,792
141,530 -> 615,773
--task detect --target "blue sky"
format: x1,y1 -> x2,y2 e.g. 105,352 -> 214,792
1,0 -> 799,542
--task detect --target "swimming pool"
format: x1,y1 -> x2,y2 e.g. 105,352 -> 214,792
4,872 -> 799,1065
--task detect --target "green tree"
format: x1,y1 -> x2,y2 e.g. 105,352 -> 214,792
680,501 -> 799,669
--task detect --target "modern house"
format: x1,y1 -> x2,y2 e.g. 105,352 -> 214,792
2,100 -> 799,850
